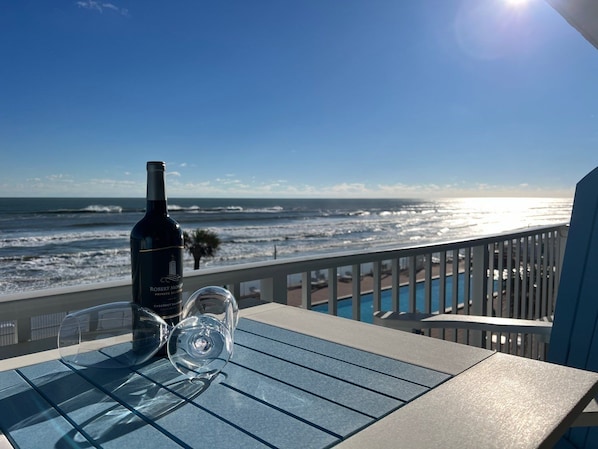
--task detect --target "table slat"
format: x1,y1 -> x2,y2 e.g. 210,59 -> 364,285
232,334 -> 403,417
222,362 -> 373,438
242,304 -> 492,375
237,319 -> 451,388
236,328 -> 429,402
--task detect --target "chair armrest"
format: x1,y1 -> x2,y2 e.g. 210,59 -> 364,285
572,397 -> 598,427
373,311 -> 553,342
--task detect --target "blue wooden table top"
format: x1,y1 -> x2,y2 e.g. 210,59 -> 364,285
0,317 -> 451,449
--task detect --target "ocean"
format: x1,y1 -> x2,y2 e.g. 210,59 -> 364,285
0,197 -> 573,296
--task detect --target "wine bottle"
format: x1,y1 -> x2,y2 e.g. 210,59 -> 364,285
131,161 -> 184,333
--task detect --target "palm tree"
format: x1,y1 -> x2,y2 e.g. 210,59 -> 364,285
183,229 -> 221,270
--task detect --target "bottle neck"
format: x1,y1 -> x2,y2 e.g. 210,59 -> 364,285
146,164 -> 168,215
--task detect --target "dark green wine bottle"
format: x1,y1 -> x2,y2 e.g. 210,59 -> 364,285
131,161 -> 183,334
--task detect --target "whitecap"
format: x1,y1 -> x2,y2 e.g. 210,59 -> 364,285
82,205 -> 123,213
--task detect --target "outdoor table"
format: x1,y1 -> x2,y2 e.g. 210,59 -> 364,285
1,302 -> 598,448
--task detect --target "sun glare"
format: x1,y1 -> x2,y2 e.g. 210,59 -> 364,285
505,0 -> 529,7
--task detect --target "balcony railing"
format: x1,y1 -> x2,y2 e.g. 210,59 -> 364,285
0,223 -> 568,360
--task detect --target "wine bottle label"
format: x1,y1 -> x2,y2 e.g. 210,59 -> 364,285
138,246 -> 183,321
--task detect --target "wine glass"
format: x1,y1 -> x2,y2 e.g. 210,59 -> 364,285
58,301 -> 166,369
168,286 -> 238,379
167,314 -> 232,380
182,286 -> 239,334
57,287 -> 238,381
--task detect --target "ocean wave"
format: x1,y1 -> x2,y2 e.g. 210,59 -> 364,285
169,204 -> 284,214
82,205 -> 123,213
378,210 -> 419,217
0,230 -> 129,249
50,205 -> 125,214
228,236 -> 290,244
0,247 -> 133,292
246,206 -> 284,213
347,210 -> 370,217
168,204 -> 202,212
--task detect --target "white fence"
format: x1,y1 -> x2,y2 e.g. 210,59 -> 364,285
0,224 -> 568,359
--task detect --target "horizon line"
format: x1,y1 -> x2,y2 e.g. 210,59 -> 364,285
0,193 -> 575,200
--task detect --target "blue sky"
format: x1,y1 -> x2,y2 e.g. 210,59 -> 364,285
1,0 -> 597,198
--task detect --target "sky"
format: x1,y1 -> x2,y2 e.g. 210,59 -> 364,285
1,0 -> 597,198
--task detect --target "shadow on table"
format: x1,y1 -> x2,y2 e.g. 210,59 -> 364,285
0,360 -> 210,448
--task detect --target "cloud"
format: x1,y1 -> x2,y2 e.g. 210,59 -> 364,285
1,171 -> 575,198
101,3 -> 119,12
76,0 -> 102,13
46,174 -> 72,182
331,183 -> 368,194
75,1 -> 129,16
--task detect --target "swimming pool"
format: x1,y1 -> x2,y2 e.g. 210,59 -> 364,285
312,273 -> 470,323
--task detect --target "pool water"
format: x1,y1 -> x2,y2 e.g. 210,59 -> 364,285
312,273 -> 471,323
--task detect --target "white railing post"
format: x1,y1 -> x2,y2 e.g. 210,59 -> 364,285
372,261 -> 382,314
392,258 -> 400,311
352,264 -> 361,321
260,274 -> 288,304
328,267 -> 338,315
301,272 -> 312,309
226,283 -> 241,302
408,255 -> 416,312
424,254 -> 432,314
16,317 -> 30,345
470,244 -> 489,348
